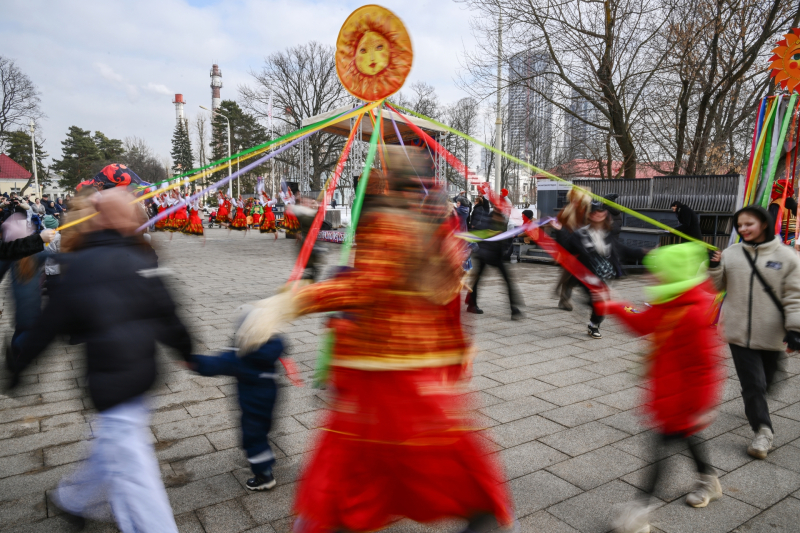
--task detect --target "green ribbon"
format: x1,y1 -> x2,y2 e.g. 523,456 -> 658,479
757,94 -> 798,208
389,102 -> 718,250
313,106 -> 383,388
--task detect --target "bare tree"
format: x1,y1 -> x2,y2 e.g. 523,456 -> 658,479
239,41 -> 350,192
0,56 -> 44,150
393,82 -> 444,120
459,0 -> 678,179
444,97 -> 481,193
193,114 -> 210,190
121,136 -> 169,184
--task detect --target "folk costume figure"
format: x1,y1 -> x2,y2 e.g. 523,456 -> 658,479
153,194 -> 168,232
217,192 -> 230,226
171,190 -> 189,232
768,179 -> 797,241
260,193 -> 278,237
245,198 -> 255,228
251,201 -> 263,227
164,191 -> 177,231
183,198 -> 204,236
236,149 -> 513,533
230,197 -> 249,231
281,188 -> 300,238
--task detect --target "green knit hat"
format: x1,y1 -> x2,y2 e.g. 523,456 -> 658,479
643,242 -> 709,304
43,215 -> 59,230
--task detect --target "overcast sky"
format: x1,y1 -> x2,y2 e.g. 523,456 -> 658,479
1,0 -> 481,165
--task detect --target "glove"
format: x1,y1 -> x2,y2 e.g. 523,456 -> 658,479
784,331 -> 800,352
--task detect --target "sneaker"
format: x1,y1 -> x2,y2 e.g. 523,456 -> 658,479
511,307 -> 524,320
747,425 -> 773,459
588,325 -> 602,339
685,473 -> 722,507
557,299 -> 573,311
467,306 -> 484,314
612,501 -> 652,533
246,472 -> 276,491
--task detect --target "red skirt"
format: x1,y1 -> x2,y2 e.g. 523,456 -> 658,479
217,206 -> 229,221
293,366 -> 513,533
260,209 -> 277,233
154,206 -> 167,231
183,209 -> 204,236
252,213 -> 262,225
230,209 -> 248,231
171,207 -> 188,232
283,210 -> 300,235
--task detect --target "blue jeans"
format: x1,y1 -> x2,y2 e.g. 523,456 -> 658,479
54,396 -> 178,533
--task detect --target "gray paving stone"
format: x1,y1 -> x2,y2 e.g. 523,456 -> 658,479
479,396 -> 558,423
516,510 -> 579,532
154,410 -> 239,441
600,409 -> 649,435
497,440 -> 569,480
622,453 -> 714,502
196,498 -> 257,533
0,423 -> 91,458
733,497 -> 800,532
732,415 -> 800,448
150,386 -> 226,411
478,378 -> 555,400
534,383 -> 606,407
540,400 -> 620,428
720,461 -> 800,509
509,470 -> 582,516
156,435 -> 216,463
43,439 -> 91,466
593,387 -> 646,410
240,482 -> 297,522
540,422 -> 630,457
0,399 -> 84,425
0,463 -> 73,502
484,416 -> 566,448
0,492 -> 47,528
700,432 -> 757,473
40,411 -> 85,432
0,450 -> 44,478
167,472 -> 246,515
175,511 -> 206,533
547,446 -> 648,490
765,443 -> 800,473
650,493 -> 759,533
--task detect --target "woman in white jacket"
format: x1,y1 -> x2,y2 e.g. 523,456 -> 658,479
709,206 -> 800,459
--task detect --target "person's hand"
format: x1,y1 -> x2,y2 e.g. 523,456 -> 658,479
39,229 -> 55,243
711,251 -> 722,263
784,331 -> 800,353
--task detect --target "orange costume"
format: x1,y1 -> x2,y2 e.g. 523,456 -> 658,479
217,194 -> 230,224
230,198 -> 248,231
183,199 -> 204,236
291,202 -> 513,533
260,194 -> 278,234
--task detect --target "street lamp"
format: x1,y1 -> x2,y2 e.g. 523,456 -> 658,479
28,119 -> 39,198
200,105 -> 232,197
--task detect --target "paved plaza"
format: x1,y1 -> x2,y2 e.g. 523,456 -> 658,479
2,228 -> 800,532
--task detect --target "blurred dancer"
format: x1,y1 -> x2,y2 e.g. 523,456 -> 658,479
230,195 -> 249,231
183,197 -> 205,238
5,188 -> 191,533
567,200 -> 646,338
554,187 -> 591,311
604,243 -> 724,533
237,149 -> 513,533
216,191 -> 231,228
259,192 -> 279,237
709,206 -> 800,459
281,186 -> 301,238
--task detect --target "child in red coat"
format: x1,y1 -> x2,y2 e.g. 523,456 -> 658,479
599,243 -> 725,533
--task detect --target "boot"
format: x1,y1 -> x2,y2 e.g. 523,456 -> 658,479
685,473 -> 722,508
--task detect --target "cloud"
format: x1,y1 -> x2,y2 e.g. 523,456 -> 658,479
94,62 -> 140,101
144,83 -> 173,96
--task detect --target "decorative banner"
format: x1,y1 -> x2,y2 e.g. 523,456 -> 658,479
389,102 -> 718,250
336,5 -> 413,101
770,28 -> 800,94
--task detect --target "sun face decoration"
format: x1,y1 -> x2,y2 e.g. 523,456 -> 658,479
769,28 -> 800,94
336,5 -> 413,102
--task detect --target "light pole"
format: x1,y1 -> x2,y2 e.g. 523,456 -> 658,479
494,9 -> 503,195
28,119 -> 39,198
200,105 -> 232,197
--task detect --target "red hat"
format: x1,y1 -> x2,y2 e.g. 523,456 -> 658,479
501,188 -> 509,197
772,179 -> 795,201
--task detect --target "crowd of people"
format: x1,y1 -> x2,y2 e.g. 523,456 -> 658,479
1,155 -> 800,533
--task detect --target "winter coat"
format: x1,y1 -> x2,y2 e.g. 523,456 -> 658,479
192,337 -> 285,424
0,233 -> 44,261
609,282 -> 724,435
673,202 -> 703,241
469,202 -> 492,231
566,225 -> 646,279
709,237 -> 800,351
8,229 -> 192,411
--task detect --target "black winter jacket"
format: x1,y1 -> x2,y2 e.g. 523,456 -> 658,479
0,233 -> 45,261
566,226 -> 646,279
673,202 -> 703,241
7,230 -> 192,411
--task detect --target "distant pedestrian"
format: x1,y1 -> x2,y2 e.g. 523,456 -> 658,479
4,188 -> 191,533
670,201 -> 703,241
189,330 -> 286,491
331,197 -> 337,209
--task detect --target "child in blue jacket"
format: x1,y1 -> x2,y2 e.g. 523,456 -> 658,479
190,336 -> 285,490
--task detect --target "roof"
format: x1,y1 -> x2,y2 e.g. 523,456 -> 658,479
535,159 -> 675,180
0,154 -> 32,181
301,104 -> 448,143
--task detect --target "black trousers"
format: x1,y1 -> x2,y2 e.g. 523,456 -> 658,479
471,253 -> 520,310
578,282 -> 605,326
644,432 -> 711,497
729,344 -> 782,432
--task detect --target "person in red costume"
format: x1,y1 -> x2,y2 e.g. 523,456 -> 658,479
216,192 -> 230,228
236,151 -> 514,533
600,242 -> 725,533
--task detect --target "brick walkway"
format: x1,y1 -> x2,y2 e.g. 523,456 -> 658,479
1,228 -> 799,532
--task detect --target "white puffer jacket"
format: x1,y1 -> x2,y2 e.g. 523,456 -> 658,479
709,237 -> 800,351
